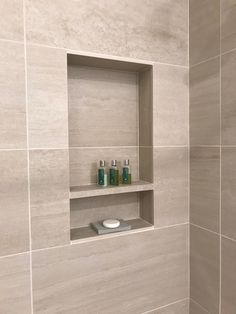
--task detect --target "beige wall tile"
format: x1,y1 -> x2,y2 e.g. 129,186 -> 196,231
32,225 -> 188,314
190,147 -> 220,233
190,58 -> 220,145
190,299 -> 209,314
0,41 -> 26,149
68,65 -> 138,147
69,147 -> 139,186
30,149 -> 70,250
0,0 -> 23,41
222,147 -> 236,240
221,0 -> 236,53
0,150 -> 29,256
26,0 -> 188,65
190,225 -> 220,314
27,45 -> 68,149
189,0 -> 220,65
154,147 -> 188,227
148,299 -> 189,314
222,50 -> 236,145
221,237 -> 236,314
153,64 -> 188,146
0,253 -> 31,314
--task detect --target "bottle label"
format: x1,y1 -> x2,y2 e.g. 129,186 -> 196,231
123,167 -> 129,184
110,168 -> 119,185
98,169 -> 105,185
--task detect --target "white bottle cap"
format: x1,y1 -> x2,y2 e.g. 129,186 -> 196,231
103,219 -> 120,229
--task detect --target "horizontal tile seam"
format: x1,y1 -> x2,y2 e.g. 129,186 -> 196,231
0,222 -> 189,260
0,37 -> 24,45
190,223 -> 220,236
190,298 -> 211,313
141,297 -> 189,314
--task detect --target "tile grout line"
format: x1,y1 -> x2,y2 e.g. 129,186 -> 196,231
141,298 -> 189,314
23,1 -> 34,313
190,298 -> 211,313
190,223 -> 220,236
188,0 -> 190,299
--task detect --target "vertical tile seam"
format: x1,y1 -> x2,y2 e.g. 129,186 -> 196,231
23,1 -> 34,313
188,0 -> 191,302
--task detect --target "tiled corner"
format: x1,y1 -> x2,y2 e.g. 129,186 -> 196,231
147,299 -> 189,314
153,64 -> 188,146
190,57 -> 220,145
154,147 -> 188,227
32,225 -> 188,314
0,0 -> 23,41
221,147 -> 236,240
190,147 -> 220,233
0,253 -> 31,314
189,299 -> 209,314
0,150 -> 29,256
221,49 -> 236,145
221,236 -> 236,314
0,41 -> 26,149
190,225 -> 220,314
189,0 -> 220,65
25,0 -> 188,65
29,149 -> 70,250
27,45 -> 68,149
221,0 -> 236,53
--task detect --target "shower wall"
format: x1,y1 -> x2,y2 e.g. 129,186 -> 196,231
190,0 -> 236,313
0,1 -> 189,313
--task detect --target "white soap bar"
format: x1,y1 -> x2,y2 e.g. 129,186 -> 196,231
103,219 -> 120,229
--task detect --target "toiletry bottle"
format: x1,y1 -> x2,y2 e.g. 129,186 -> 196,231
122,159 -> 132,184
98,160 -> 108,187
109,160 -> 119,186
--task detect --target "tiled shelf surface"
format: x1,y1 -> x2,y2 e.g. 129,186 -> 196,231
70,218 -> 154,243
70,180 -> 154,199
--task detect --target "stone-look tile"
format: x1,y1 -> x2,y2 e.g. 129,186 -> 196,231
27,45 -> 68,149
32,225 -> 188,314
190,147 -> 220,233
190,57 -> 220,145
68,65 -> 138,147
221,237 -> 236,314
190,225 -> 220,314
221,147 -> 236,240
153,65 -> 188,146
26,0 -> 188,66
148,299 -> 189,314
30,149 -> 70,250
69,147 -> 139,186
189,0 -> 220,65
222,50 -> 236,145
0,41 -> 26,149
139,146 -> 153,183
70,193 -> 139,228
190,299 -> 209,314
0,0 -> 23,41
154,147 -> 188,227
221,0 -> 236,53
0,150 -> 29,256
0,253 -> 31,314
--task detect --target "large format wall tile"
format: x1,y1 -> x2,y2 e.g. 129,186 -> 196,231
68,65 -> 138,147
69,147 -> 139,186
0,150 -> 29,256
190,299 -> 209,314
0,0 -> 23,41
148,299 -> 189,314
190,57 -> 220,145
221,237 -> 236,314
189,0 -> 220,65
221,147 -> 236,240
153,65 -> 188,146
0,253 -> 31,314
221,50 -> 236,145
32,225 -> 188,314
0,41 -> 26,149
221,0 -> 236,53
27,45 -> 68,149
154,147 -> 188,227
30,149 -> 70,249
190,225 -> 220,314
190,147 -> 220,233
26,0 -> 188,65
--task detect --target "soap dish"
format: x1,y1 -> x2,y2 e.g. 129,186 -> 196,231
91,219 -> 131,235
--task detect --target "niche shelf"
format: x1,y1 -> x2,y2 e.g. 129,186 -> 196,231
67,52 -> 154,243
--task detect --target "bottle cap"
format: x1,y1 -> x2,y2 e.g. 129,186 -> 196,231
111,160 -> 117,166
100,160 -> 105,167
124,159 -> 129,166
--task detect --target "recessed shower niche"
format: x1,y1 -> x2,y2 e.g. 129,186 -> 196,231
67,53 -> 154,242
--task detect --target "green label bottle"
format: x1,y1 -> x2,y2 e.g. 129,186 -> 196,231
109,160 -> 119,186
122,159 -> 131,184
98,160 -> 107,187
